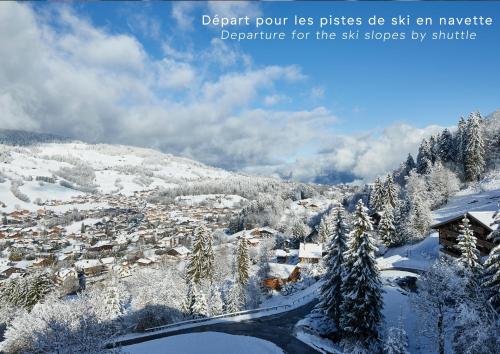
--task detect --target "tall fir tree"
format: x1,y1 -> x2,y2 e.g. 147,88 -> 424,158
203,229 -> 215,283
384,174 -> 397,208
392,198 -> 409,246
237,237 -> 250,286
186,226 -> 212,284
457,215 -> 482,274
455,116 -> 467,167
291,218 -> 306,242
464,112 -> 485,182
318,214 -> 332,244
319,203 -> 349,329
340,200 -> 383,343
394,154 -> 416,186
429,135 -> 439,163
185,284 -> 208,318
379,203 -> 396,247
369,177 -> 385,212
483,211 -> 500,313
417,138 -> 433,175
438,128 -> 454,163
225,281 -> 244,313
405,153 -> 416,171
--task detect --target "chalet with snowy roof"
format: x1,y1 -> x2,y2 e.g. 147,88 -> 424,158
0,265 -> 25,280
275,248 -> 299,263
263,263 -> 301,290
299,243 -> 323,264
431,211 -> 497,256
250,227 -> 277,238
166,246 -> 191,258
74,259 -> 104,276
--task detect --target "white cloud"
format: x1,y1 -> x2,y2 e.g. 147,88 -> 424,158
0,2 -> 446,184
256,123 -> 445,182
264,94 -> 288,106
207,1 -> 262,19
156,59 -> 196,89
171,2 -> 197,30
0,3 -> 316,173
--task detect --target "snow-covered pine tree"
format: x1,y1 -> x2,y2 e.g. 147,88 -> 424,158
1,272 -> 56,311
369,177 -> 385,212
203,229 -> 215,283
291,218 -> 306,242
429,135 -> 439,163
405,153 -> 416,171
384,314 -> 409,354
209,286 -> 224,316
392,198 -> 409,246
318,214 -> 332,244
394,154 -> 417,186
186,226 -> 213,284
319,203 -> 348,330
340,200 -> 383,343
186,227 -> 206,284
184,283 -> 208,318
225,281 -> 244,313
438,128 -> 454,164
483,212 -> 500,312
454,116 -> 467,168
384,174 -> 397,208
464,112 -> 485,182
457,215 -> 482,273
191,285 -> 208,318
237,237 -> 250,286
257,238 -> 273,282
417,138 -> 433,175
408,196 -> 432,239
379,203 -> 396,247
99,276 -> 127,321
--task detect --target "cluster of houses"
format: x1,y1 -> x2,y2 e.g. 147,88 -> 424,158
0,190 -> 241,292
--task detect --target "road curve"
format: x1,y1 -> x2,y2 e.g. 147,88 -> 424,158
111,269 -> 422,353
111,300 -> 321,354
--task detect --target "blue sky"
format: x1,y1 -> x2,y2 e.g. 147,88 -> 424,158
2,1 -> 500,182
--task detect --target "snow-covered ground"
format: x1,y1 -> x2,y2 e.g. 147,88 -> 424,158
175,194 -> 247,208
433,188 -> 500,223
0,141 -> 233,211
295,270 -> 424,354
377,233 -> 440,272
122,332 -> 284,354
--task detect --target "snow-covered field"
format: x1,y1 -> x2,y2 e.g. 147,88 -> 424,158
122,332 -> 284,354
0,142 -> 233,211
433,188 -> 500,223
377,233 -> 440,271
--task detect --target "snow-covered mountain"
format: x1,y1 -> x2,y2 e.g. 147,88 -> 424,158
0,133 -> 233,212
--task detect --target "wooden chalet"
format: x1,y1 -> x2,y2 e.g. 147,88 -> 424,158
263,263 -> 301,290
431,211 -> 497,257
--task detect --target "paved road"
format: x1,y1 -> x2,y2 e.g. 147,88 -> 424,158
112,269 -> 422,353
112,300 -> 322,354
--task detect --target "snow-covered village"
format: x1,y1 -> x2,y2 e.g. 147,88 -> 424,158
1,1 -> 500,354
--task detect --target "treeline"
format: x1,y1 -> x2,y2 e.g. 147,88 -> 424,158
367,111 -> 494,245
151,175 -> 319,204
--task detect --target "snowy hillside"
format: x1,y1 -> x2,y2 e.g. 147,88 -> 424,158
432,170 -> 500,223
0,139 -> 233,212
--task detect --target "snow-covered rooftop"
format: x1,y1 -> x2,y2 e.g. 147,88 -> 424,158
170,246 -> 191,256
74,259 -> 102,269
299,243 -> 322,259
267,262 -> 299,278
432,210 -> 499,231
